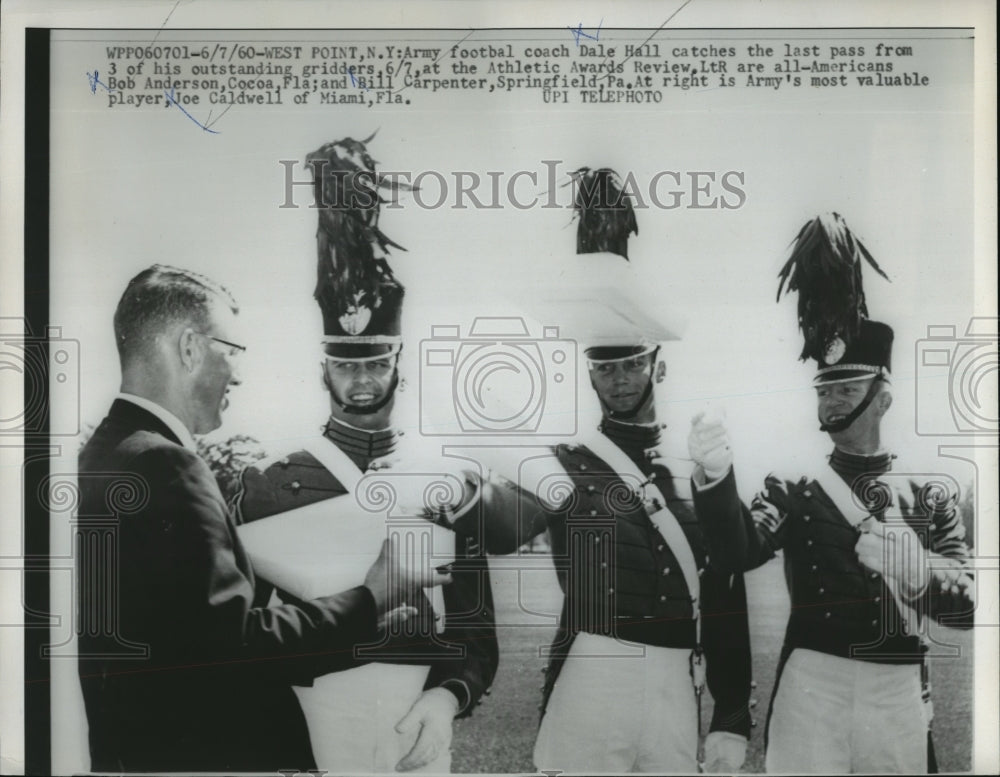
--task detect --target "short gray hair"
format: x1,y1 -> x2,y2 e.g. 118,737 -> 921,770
113,264 -> 238,365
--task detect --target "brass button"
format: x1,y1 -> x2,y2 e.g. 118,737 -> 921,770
818,587 -> 825,595
811,564 -> 818,572
871,619 -> 878,627
590,510 -> 598,517
608,588 -> 615,595
279,457 -> 290,467
874,596 -> 881,604
601,562 -> 608,569
594,537 -> 601,544
824,612 -> 831,619
663,567 -> 671,576
803,489 -> 813,498
806,539 -> 813,547
803,515 -> 811,522
660,595 -> 667,602
579,464 -> 588,471
657,544 -> 665,552
587,485 -> 596,493
870,572 -> 879,580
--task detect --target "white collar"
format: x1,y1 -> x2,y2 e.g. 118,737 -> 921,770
116,393 -> 197,451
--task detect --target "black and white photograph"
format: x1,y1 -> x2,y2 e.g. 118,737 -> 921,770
0,1 -> 996,774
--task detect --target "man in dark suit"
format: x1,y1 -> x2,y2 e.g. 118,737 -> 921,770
76,264 -> 444,773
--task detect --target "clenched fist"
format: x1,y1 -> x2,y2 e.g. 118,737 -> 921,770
688,410 -> 733,481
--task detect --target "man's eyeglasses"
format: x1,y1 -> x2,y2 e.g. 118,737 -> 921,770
197,333 -> 247,358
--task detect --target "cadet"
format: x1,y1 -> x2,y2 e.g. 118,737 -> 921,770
689,213 -> 975,773
234,135 -> 498,773
478,169 -> 753,773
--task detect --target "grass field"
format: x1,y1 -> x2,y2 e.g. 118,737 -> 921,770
451,555 -> 973,773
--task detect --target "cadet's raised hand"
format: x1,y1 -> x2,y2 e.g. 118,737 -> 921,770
688,410 -> 734,481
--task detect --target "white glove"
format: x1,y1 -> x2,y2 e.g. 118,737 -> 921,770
703,731 -> 747,773
855,518 -> 928,598
395,687 -> 459,771
688,410 -> 734,481
364,456 -> 472,520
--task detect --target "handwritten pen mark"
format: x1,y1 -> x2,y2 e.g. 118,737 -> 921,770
163,88 -> 220,134
609,0 -> 696,76
349,66 -> 371,91
147,0 -> 183,52
569,18 -> 604,46
387,28 -> 478,100
204,103 -> 233,131
86,70 -> 115,94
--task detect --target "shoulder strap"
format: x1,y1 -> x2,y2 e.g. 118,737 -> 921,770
810,457 -> 920,636
810,461 -> 870,528
299,435 -> 365,493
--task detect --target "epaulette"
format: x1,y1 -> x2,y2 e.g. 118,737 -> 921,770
237,448 -> 351,523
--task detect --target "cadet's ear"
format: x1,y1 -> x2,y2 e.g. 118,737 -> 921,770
654,360 -> 667,383
877,384 -> 894,414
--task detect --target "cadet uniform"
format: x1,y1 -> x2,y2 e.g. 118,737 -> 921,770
466,167 -> 753,772
479,417 -> 753,772
694,448 -> 973,772
234,416 -> 498,772
691,214 -> 975,773
230,134 -> 498,773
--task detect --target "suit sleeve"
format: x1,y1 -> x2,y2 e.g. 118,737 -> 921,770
136,446 -> 378,680
424,538 -> 499,717
906,479 -> 975,629
692,468 -> 788,574
700,569 -> 753,738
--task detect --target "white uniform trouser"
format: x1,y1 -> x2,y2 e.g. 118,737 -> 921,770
295,662 -> 451,774
534,632 -> 698,774
766,648 -> 926,774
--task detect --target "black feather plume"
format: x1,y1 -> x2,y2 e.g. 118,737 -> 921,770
568,167 -> 638,260
306,136 -> 412,329
777,212 -> 890,361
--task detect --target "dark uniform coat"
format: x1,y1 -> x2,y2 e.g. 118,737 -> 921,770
692,448 -> 974,754
473,419 -> 753,738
